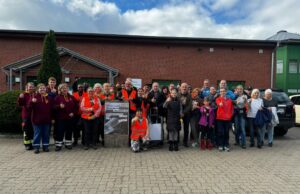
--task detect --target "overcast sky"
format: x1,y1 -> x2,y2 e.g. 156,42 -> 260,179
0,0 -> 299,39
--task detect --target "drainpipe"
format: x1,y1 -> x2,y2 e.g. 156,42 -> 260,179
9,68 -> 12,91
271,51 -> 274,88
112,71 -> 119,85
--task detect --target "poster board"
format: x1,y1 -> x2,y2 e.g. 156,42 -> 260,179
131,78 -> 142,89
104,101 -> 129,135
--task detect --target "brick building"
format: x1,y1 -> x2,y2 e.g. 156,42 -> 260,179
0,30 -> 277,92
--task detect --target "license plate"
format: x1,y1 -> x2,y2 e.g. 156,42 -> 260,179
277,108 -> 285,114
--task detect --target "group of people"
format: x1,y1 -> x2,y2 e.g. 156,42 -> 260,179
18,77 -> 279,154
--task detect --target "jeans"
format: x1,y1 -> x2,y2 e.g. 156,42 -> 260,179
182,115 -> 190,145
234,114 -> 246,146
33,124 -> 50,149
264,123 -> 274,143
56,119 -> 74,147
190,115 -> 200,143
248,118 -> 263,146
216,120 -> 230,147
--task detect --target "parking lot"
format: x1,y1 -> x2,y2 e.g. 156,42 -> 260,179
0,127 -> 299,194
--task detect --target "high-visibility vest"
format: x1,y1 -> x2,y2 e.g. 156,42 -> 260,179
141,101 -> 150,118
122,89 -> 137,111
73,92 -> 87,114
81,96 -> 100,120
99,93 -> 115,116
131,118 -> 147,140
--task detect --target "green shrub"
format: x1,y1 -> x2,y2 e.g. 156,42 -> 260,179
0,91 -> 22,133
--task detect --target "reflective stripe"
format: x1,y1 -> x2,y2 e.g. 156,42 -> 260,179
65,140 -> 72,146
24,139 -> 32,144
55,141 -> 63,147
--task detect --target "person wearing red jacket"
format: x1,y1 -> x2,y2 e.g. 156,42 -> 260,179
80,87 -> 102,150
29,83 -> 54,154
18,82 -> 35,150
216,88 -> 234,152
54,83 -> 78,151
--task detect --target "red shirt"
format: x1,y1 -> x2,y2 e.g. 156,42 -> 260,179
216,96 -> 234,121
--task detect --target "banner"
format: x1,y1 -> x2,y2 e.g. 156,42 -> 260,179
104,101 -> 129,135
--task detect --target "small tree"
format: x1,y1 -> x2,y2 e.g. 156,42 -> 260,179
37,30 -> 62,84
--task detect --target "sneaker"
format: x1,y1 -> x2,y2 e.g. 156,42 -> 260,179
25,145 -> 33,151
268,142 -> 273,147
183,143 -> 189,148
34,149 -> 40,154
218,146 -> 224,151
224,146 -> 230,152
191,142 -> 198,148
55,147 -> 62,152
65,145 -> 72,150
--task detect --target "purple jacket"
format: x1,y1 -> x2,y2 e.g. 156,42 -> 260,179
199,106 -> 215,127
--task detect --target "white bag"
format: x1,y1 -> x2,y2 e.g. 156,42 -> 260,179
149,123 -> 162,141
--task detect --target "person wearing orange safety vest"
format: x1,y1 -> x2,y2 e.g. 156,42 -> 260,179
130,109 -> 149,152
136,88 -> 150,118
72,84 -> 87,146
80,87 -> 101,150
117,80 -> 138,146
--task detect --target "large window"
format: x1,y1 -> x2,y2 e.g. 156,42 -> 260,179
276,60 -> 283,74
217,80 -> 245,91
289,60 -> 298,74
152,79 -> 181,88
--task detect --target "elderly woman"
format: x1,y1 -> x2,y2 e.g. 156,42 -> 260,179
247,89 -> 264,148
80,87 -> 102,150
263,89 -> 278,147
190,88 -> 202,147
54,83 -> 78,151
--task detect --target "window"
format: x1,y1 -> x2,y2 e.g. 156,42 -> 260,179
152,79 -> 181,88
276,60 -> 283,74
217,80 -> 245,91
289,60 -> 298,73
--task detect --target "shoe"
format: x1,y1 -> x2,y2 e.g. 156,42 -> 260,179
25,145 -> 33,150
183,143 -> 189,148
174,142 -> 179,151
55,146 -> 62,152
169,141 -> 174,151
224,146 -> 230,152
92,145 -> 97,150
34,149 -> 40,154
83,146 -> 89,150
250,143 -> 254,147
268,142 -> 273,147
257,144 -> 262,149
200,139 -> 206,150
72,140 -> 78,147
218,146 -> 224,151
65,145 -> 72,150
101,141 -> 105,147
43,147 -> 49,152
191,142 -> 198,148
206,140 -> 213,150
234,142 -> 239,146
241,145 -> 246,149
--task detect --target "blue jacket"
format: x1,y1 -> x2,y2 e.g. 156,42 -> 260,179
255,108 -> 272,128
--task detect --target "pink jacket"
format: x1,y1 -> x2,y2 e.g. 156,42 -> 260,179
199,106 -> 215,127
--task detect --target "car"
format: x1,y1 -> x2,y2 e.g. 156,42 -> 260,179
289,94 -> 300,125
232,89 -> 295,136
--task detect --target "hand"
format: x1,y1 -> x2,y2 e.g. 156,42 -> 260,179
166,97 -> 171,102
69,113 -> 74,117
51,120 -> 55,124
60,103 -> 65,109
151,98 -> 156,103
51,88 -> 57,93
180,113 -> 184,118
89,107 -> 94,112
219,102 -> 223,107
19,93 -> 24,98
32,98 -> 37,103
132,116 -> 139,122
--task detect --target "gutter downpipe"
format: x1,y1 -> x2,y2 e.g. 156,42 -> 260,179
271,51 -> 274,88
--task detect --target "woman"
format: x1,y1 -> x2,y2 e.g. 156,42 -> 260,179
93,83 -> 103,144
190,88 -> 202,147
233,85 -> 248,149
263,89 -> 278,147
54,83 -> 78,151
163,89 -> 182,151
80,87 -> 101,150
29,83 -> 54,154
247,89 -> 264,148
18,82 -> 35,150
216,88 -> 234,152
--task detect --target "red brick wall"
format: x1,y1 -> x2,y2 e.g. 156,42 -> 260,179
0,35 -> 274,92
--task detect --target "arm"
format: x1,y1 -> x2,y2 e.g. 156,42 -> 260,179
94,99 -> 102,117
80,98 -> 90,113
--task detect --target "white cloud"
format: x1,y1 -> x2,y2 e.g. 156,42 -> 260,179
0,0 -> 300,39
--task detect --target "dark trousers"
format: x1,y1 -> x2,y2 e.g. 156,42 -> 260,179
200,125 -> 212,140
83,119 -> 99,146
217,120 -> 230,147
182,115 -> 190,145
22,118 -> 33,147
98,116 -> 105,142
56,119 -> 73,147
73,115 -> 85,144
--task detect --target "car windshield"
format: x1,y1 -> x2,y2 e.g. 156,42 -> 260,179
260,91 -> 291,104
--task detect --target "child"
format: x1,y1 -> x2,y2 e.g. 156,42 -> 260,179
130,108 -> 149,152
163,89 -> 182,151
199,97 -> 215,150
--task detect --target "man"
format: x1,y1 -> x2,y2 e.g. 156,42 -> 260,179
118,79 -> 138,146
178,83 -> 192,147
218,80 -> 236,100
200,79 -> 210,99
147,82 -> 164,123
47,77 -> 58,141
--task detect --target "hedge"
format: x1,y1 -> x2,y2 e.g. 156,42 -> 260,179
0,91 -> 22,133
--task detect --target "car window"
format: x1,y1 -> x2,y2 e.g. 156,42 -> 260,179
260,91 -> 291,104
291,96 -> 300,105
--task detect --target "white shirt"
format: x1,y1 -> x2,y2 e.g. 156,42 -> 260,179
247,98 -> 263,118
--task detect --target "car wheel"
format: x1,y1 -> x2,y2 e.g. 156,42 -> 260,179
275,127 -> 288,136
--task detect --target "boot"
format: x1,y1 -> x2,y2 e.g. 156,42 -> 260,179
174,141 -> 179,151
200,139 -> 206,150
169,141 -> 174,151
206,139 -> 213,150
